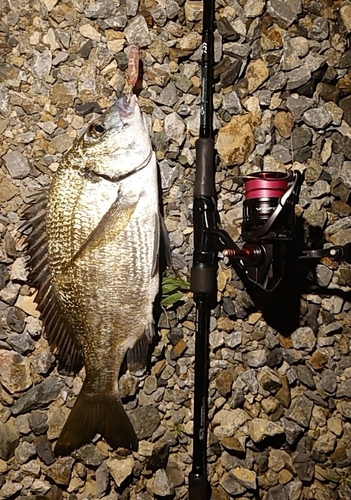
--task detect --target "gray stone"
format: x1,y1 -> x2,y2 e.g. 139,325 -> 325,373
336,379 -> 351,399
11,377 -> 65,415
0,84 -> 10,116
267,0 -> 301,28
220,472 -> 246,496
286,67 -> 311,90
164,112 -> 185,146
321,369 -> 338,394
291,126 -> 313,149
222,91 -> 242,114
309,17 -> 329,41
246,349 -> 267,368
151,5 -> 167,26
287,95 -> 314,119
14,440 -> 36,464
302,108 -> 332,129
291,327 -> 316,352
297,365 -> 315,389
310,180 -> 330,198
286,396 -> 314,428
241,369 -> 259,395
316,264 -> 333,287
157,82 -> 178,107
129,405 -> 161,440
107,456 -> 134,488
267,72 -> 287,91
7,332 -> 35,354
271,144 -> 291,163
281,417 -> 303,445
73,443 -> 107,466
32,50 -> 52,78
150,469 -> 175,496
267,484 -> 289,500
293,451 -> 314,482
3,150 -> 31,179
125,15 -> 152,47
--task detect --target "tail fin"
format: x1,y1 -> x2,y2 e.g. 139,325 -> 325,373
55,381 -> 138,456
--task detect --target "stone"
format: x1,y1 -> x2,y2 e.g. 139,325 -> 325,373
0,350 -> 32,394
309,351 -> 328,370
274,111 -> 294,138
79,24 -> 101,41
125,15 -> 152,47
164,112 -> 185,146
286,396 -> 313,428
128,405 -> 160,439
258,366 -> 282,393
246,349 -> 267,368
0,175 -> 18,203
149,469 -> 174,496
11,377 -> 64,415
321,369 -> 337,394
293,451 -> 314,482
230,467 -> 257,490
267,0 -> 301,28
220,473 -> 246,496
267,484 -> 289,500
290,327 -> 316,352
0,421 -> 19,460
33,436 -> 55,465
302,107 -> 332,129
45,456 -> 74,485
3,150 -> 31,179
241,369 -> 259,395
215,369 -> 236,397
297,365 -> 315,389
341,2 -> 351,33
107,456 -> 134,487
216,113 -> 260,166
248,418 -> 284,443
313,432 -> 336,455
246,59 -> 269,93
286,67 -> 311,90
32,50 -> 52,78
213,409 -> 249,438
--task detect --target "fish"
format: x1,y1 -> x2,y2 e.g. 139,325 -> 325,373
23,95 -> 163,456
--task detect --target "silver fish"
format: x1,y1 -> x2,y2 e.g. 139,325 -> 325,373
24,95 -> 162,456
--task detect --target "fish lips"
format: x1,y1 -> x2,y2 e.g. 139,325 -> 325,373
117,95 -> 138,123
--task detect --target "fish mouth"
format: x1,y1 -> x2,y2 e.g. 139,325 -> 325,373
117,95 -> 137,122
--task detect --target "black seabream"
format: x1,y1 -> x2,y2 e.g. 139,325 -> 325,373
23,95 -> 161,456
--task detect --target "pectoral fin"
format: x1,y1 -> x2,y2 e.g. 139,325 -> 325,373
70,192 -> 138,264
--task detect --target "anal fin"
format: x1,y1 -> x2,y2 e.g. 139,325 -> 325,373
127,323 -> 155,375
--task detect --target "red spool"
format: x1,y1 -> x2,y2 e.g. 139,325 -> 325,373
244,172 -> 289,200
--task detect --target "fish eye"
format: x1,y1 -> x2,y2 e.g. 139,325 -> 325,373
89,122 -> 106,138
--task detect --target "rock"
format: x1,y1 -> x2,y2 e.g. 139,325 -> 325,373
0,350 -> 32,394
164,112 -> 185,146
230,467 -> 257,490
302,107 -> 332,129
213,409 -> 249,438
246,59 -> 269,93
128,405 -> 160,440
3,150 -> 31,179
0,421 -> 19,460
215,369 -> 236,397
274,111 -> 294,138
267,0 -> 301,28
0,175 -> 18,203
246,349 -> 267,368
107,456 -> 134,487
248,418 -> 284,443
32,50 -> 52,78
286,67 -> 311,90
313,432 -> 336,455
44,456 -> 74,486
341,2 -> 351,33
125,15 -> 152,47
216,113 -> 260,166
290,327 -> 316,352
257,366 -> 282,393
11,377 -> 64,415
293,451 -> 314,482
149,469 -> 174,496
321,369 -> 337,394
309,350 -> 328,370
286,396 -> 313,428
220,472 -> 246,496
297,365 -> 315,389
266,484 -> 289,500
79,24 -> 101,41
33,436 -> 55,465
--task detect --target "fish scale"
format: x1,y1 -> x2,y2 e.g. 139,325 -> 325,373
23,95 -> 161,456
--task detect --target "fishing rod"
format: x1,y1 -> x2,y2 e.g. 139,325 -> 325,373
189,0 -> 216,497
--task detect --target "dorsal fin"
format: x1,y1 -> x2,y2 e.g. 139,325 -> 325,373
21,193 -> 84,374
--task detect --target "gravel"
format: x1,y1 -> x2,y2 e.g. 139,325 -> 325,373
1,0 -> 351,499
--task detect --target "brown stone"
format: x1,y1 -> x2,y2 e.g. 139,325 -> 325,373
170,339 -> 187,360
274,111 -> 295,138
309,350 -> 329,370
216,113 -> 260,166
275,376 -> 291,408
0,174 -> 18,203
246,59 -> 269,93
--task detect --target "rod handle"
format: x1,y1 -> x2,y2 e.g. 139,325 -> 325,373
194,137 -> 215,198
189,472 -> 211,500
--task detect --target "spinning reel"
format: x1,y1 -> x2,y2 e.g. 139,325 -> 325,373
206,170 -> 351,293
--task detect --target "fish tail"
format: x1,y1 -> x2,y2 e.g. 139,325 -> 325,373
54,381 -> 138,456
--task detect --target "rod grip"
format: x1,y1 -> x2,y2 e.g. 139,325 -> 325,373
189,472 -> 211,500
194,137 -> 215,198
